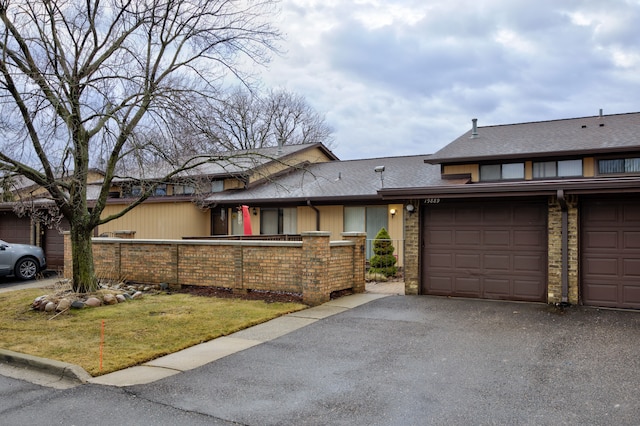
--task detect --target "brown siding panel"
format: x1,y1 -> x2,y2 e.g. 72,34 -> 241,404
422,201 -> 547,302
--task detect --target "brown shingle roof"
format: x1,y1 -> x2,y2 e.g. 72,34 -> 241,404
426,112 -> 640,164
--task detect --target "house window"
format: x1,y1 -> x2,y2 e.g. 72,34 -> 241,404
130,185 -> 142,197
533,159 -> 582,178
480,163 -> 524,181
154,184 -> 167,196
260,208 -> 297,235
344,205 -> 388,258
599,157 -> 640,174
211,180 -> 224,193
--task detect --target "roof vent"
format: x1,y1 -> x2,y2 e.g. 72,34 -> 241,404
276,137 -> 284,156
470,118 -> 479,139
599,108 -> 603,118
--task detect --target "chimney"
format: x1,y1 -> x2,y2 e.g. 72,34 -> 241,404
470,118 -> 479,139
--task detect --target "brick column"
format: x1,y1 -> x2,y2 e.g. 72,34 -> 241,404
403,203 -> 420,295
302,231 -> 331,306
342,232 -> 366,294
63,232 -> 71,279
547,195 -> 579,305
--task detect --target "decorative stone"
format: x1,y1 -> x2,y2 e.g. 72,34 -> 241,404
132,291 -> 143,299
56,298 -> 72,312
143,286 -> 151,292
122,293 -> 133,300
71,300 -> 85,309
85,297 -> 102,307
115,294 -> 126,303
103,293 -> 118,305
44,302 -> 56,312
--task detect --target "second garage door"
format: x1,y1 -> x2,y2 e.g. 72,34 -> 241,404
421,201 -> 547,302
582,198 -> 640,309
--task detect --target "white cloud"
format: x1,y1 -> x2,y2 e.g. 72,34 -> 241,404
257,0 -> 640,159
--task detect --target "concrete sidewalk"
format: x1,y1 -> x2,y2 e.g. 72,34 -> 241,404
0,278 -> 398,388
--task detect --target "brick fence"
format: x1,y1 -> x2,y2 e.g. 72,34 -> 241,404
64,231 -> 366,306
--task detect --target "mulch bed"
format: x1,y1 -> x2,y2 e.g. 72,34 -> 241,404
177,285 -> 355,304
177,285 -> 305,304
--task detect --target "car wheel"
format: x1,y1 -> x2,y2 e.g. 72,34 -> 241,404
15,257 -> 38,281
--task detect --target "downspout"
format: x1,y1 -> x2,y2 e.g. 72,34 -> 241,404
557,189 -> 570,306
307,200 -> 320,231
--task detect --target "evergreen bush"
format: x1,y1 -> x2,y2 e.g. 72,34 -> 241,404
368,227 -> 397,277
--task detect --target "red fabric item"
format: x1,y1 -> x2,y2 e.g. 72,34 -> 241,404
242,205 -> 253,235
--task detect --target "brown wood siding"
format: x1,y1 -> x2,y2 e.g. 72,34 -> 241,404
581,198 -> 640,309
421,201 -> 547,302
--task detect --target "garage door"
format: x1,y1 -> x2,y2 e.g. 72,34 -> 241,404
43,218 -> 70,272
0,212 -> 31,244
582,198 -> 640,309
422,201 -> 547,302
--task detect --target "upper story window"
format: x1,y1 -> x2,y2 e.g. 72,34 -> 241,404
598,157 -> 640,175
480,163 -> 524,181
211,180 -> 224,193
154,184 -> 167,196
533,159 -> 583,178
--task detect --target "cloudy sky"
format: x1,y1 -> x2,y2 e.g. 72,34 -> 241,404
256,0 -> 640,160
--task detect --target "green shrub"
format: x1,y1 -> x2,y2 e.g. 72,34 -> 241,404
368,227 -> 397,277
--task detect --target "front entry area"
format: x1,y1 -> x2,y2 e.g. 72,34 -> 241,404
421,200 -> 548,302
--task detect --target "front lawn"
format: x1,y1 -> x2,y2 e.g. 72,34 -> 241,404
0,288 -> 306,376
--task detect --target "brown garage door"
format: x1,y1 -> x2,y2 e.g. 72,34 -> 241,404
0,212 -> 31,244
43,218 -> 70,272
582,198 -> 640,309
422,201 -> 547,302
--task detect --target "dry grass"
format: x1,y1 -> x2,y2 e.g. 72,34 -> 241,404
0,288 -> 306,376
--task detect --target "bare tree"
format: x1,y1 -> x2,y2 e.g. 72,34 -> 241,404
186,86 -> 334,151
0,0 -> 280,292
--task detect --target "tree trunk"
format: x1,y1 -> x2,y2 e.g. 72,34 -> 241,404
70,225 -> 98,293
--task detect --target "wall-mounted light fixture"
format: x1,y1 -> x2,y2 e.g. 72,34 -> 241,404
252,207 -> 258,216
389,208 -> 397,217
406,203 -> 415,215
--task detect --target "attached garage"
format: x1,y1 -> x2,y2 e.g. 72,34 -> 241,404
421,200 -> 548,302
581,198 -> 640,309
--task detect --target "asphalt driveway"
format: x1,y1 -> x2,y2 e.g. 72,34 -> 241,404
125,295 -> 640,425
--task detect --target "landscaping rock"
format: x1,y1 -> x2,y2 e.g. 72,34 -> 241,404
123,293 -> 133,300
115,294 -> 126,303
85,297 -> 102,307
56,298 -> 72,312
71,300 -> 85,309
103,293 -> 118,305
44,301 -> 56,312
132,291 -> 143,299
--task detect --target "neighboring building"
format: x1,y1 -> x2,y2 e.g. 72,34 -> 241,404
381,111 -> 640,309
97,143 -> 338,239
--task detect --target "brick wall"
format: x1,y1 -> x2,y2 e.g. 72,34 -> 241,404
64,232 -> 366,306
